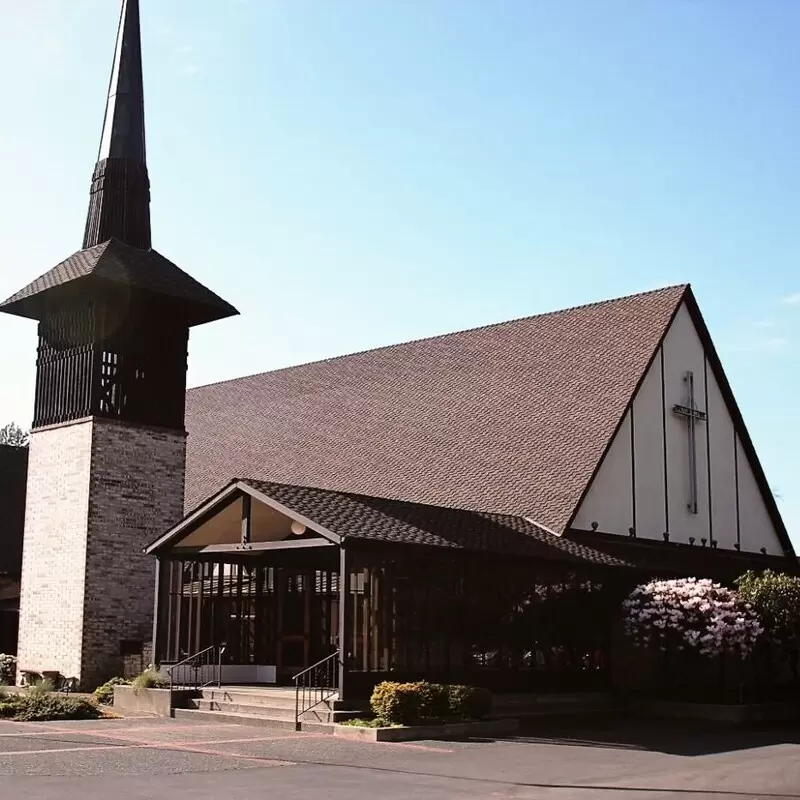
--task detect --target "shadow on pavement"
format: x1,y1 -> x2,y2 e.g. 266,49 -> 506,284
460,714 -> 800,756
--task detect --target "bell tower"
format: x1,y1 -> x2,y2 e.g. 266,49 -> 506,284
0,0 -> 237,688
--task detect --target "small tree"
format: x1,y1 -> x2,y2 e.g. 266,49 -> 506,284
736,570 -> 800,684
0,423 -> 29,447
736,570 -> 800,645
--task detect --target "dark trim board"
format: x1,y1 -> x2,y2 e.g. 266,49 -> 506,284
568,527 -> 800,578
565,293 -> 685,532
704,357 -> 713,543
683,290 -> 793,557
734,431 -> 741,549
660,346 -> 669,535
630,406 -> 637,531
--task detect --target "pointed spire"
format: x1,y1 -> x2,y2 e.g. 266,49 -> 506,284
98,0 -> 146,163
83,0 -> 151,251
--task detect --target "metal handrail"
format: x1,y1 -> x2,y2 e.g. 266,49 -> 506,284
293,650 -> 340,729
166,644 -> 226,696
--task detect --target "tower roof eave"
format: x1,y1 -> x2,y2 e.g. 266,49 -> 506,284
0,239 -> 239,326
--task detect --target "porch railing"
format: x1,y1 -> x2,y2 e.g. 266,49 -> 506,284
293,650 -> 340,729
166,644 -> 226,696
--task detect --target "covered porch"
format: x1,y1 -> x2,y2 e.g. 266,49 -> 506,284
146,479 -> 636,702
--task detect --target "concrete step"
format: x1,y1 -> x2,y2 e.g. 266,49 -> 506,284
199,689 -> 337,710
188,698 -> 333,723
173,707 -> 334,733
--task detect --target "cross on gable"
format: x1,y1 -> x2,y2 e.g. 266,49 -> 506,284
673,403 -> 707,422
672,371 -> 706,515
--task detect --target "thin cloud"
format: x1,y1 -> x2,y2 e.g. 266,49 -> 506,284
730,319 -> 791,358
783,292 -> 800,305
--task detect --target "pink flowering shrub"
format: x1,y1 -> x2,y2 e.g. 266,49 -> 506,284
622,578 -> 763,658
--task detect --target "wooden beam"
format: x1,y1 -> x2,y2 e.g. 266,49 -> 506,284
241,493 -> 252,545
173,539 -> 336,555
237,482 -> 342,544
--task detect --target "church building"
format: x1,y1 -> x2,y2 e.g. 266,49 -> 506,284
1,1 -> 796,697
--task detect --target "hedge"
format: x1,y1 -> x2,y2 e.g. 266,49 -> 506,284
370,681 -> 491,725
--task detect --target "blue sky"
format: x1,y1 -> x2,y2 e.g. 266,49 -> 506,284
1,0 -> 798,542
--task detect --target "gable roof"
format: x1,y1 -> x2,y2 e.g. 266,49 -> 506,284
0,238 -> 238,326
185,284 -> 688,532
150,478 -> 798,579
148,477 -> 631,567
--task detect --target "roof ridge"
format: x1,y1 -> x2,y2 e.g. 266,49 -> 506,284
190,283 -> 689,393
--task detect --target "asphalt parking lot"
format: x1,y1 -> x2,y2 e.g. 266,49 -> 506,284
0,714 -> 798,800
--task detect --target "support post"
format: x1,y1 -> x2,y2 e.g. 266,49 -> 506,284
338,544 -> 348,702
241,493 -> 252,545
151,558 -> 162,667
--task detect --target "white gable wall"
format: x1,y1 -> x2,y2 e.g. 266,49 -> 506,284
573,301 -> 785,555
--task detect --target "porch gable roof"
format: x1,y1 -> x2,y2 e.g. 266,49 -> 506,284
146,477 -> 632,566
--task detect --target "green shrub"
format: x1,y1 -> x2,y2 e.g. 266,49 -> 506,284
13,694 -> 100,722
370,681 -> 491,724
0,699 -> 20,718
370,681 -> 422,724
0,654 -> 16,686
736,570 -> 800,646
0,691 -> 100,722
447,684 -> 492,720
131,668 -> 168,692
93,677 -> 131,706
416,681 -> 450,719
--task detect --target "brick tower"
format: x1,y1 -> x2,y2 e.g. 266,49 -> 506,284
0,0 -> 237,688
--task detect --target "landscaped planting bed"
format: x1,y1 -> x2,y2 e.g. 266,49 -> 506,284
333,680 -> 518,741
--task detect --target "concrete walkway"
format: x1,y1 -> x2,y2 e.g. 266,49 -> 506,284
0,714 -> 797,799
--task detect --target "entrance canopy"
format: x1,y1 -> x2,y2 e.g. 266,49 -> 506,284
145,480 -> 341,557
146,478 -> 633,565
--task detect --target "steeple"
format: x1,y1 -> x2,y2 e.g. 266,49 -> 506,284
0,0 -> 237,431
83,0 -> 151,250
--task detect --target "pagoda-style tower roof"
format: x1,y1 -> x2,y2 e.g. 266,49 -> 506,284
0,0 -> 237,329
0,239 -> 237,326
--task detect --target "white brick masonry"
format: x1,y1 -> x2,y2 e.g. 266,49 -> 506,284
16,421 -> 93,681
16,417 -> 185,689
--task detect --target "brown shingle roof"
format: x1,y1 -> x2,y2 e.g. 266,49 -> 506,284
239,478 -> 630,566
185,285 -> 687,532
0,238 -> 238,325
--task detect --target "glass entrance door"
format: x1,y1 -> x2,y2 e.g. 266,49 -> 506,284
277,570 -> 311,679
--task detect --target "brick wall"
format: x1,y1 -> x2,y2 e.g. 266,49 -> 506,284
16,421 -> 93,681
16,418 -> 186,689
82,418 -> 185,689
